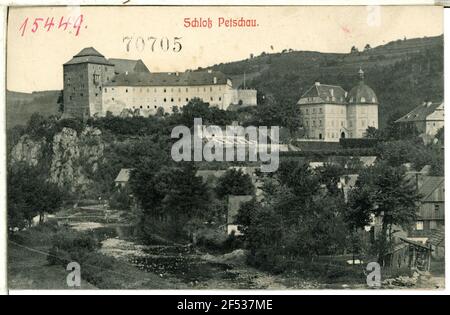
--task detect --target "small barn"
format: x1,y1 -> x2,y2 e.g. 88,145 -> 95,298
384,238 -> 432,271
114,168 -> 133,188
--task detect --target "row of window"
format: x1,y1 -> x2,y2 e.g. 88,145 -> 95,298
109,96 -> 222,103
304,120 -> 373,128
104,86 -> 222,93
301,107 -> 346,115
306,132 -> 352,139
304,96 -> 345,103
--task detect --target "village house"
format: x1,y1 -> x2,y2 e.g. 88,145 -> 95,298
63,47 -> 257,118
411,176 -> 445,237
395,101 -> 444,144
114,168 -> 133,188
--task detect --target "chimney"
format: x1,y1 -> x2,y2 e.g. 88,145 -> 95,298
330,89 -> 334,97
208,69 -> 212,73
427,101 -> 433,107
213,77 -> 217,84
125,71 -> 128,75
315,82 -> 320,86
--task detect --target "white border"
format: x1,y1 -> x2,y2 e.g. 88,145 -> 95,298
0,1 -> 448,296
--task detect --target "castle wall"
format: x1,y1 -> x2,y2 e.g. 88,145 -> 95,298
101,83 -> 239,116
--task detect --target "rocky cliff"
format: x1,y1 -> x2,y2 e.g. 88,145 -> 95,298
10,126 -> 105,196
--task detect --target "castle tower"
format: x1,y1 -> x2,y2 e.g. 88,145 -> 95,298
346,68 -> 379,138
63,47 -> 115,118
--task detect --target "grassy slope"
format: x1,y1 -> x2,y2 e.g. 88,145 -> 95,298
6,90 -> 61,129
8,223 -> 187,290
206,35 -> 444,129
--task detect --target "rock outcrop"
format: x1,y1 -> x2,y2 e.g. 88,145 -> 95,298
10,135 -> 44,166
49,127 -> 105,194
10,126 -> 105,196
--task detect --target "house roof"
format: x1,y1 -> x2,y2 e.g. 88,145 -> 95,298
359,156 -> 377,167
399,237 -> 431,250
298,83 -> 347,104
104,70 -> 229,87
395,102 -> 444,123
64,47 -> 114,66
418,176 -> 444,202
427,228 -> 445,246
109,58 -> 150,74
114,168 -> 133,182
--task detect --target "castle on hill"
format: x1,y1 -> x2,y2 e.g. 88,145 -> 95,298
62,47 -> 257,118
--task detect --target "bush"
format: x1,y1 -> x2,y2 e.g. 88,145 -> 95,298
47,228 -> 100,265
340,138 -> 380,149
109,188 -> 132,210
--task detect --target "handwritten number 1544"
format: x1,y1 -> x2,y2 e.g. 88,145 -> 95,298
123,36 -> 183,53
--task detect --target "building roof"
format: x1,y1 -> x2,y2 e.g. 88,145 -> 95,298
109,58 -> 150,74
114,168 -> 133,183
427,228 -> 445,247
104,70 -> 229,87
347,81 -> 378,104
64,47 -> 114,66
418,176 -> 444,202
395,102 -> 444,123
298,83 -> 347,104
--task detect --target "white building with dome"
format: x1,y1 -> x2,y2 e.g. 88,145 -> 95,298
297,69 -> 379,141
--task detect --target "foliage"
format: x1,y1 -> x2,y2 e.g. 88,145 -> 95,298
109,187 -> 132,210
214,168 -> 255,198
130,162 -> 213,240
237,161 -> 350,269
7,162 -> 63,231
346,161 -> 420,261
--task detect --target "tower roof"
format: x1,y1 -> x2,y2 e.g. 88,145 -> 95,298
347,69 -> 378,104
64,47 -> 113,66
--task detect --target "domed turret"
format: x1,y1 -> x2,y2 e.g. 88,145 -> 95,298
347,68 -> 378,104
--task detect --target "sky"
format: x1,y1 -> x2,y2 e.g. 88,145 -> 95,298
6,5 -> 443,93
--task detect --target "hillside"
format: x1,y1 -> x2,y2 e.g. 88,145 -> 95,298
204,35 -> 443,129
6,90 -> 62,128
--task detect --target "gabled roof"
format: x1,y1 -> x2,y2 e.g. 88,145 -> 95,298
418,176 -> 444,202
114,168 -> 133,182
64,47 -> 113,66
109,58 -> 150,74
105,70 -> 229,87
395,102 -> 444,123
298,83 -> 347,104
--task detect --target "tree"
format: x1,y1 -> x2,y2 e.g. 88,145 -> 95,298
7,162 -> 62,231
364,44 -> 372,51
346,161 -> 420,262
215,168 -> 255,198
364,126 -> 381,139
130,161 -> 212,239
316,163 -> 345,195
350,46 -> 359,53
254,94 -> 301,133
